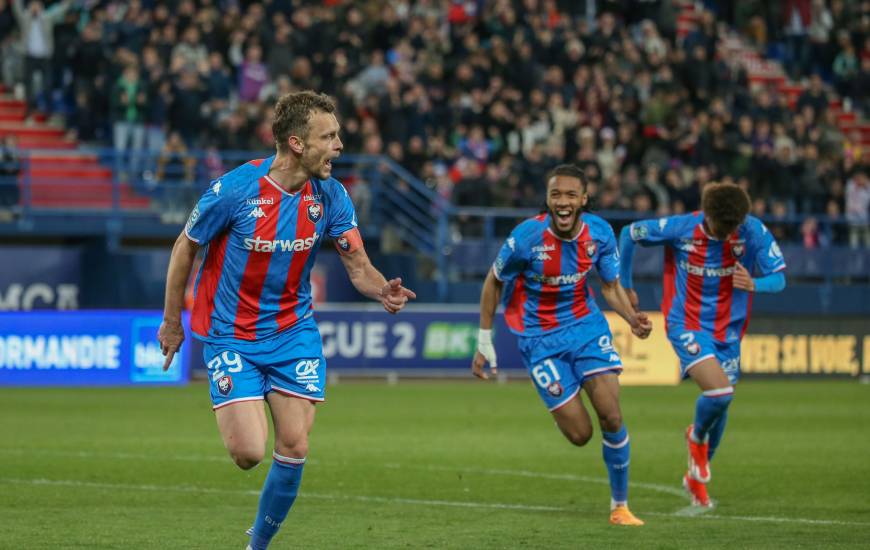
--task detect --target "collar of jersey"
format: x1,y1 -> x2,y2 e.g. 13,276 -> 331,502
260,155 -> 310,197
545,220 -> 586,242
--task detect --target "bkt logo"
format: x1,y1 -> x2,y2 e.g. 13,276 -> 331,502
244,232 -> 320,252
294,359 -> 320,382
249,207 -> 266,218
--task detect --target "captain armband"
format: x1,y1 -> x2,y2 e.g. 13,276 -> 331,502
334,228 -> 363,255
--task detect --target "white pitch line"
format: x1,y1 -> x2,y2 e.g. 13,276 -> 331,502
0,448 -> 320,466
384,463 -> 688,499
1,477 -> 868,528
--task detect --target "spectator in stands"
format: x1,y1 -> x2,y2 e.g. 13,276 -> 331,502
156,130 -> 196,224
832,30 -> 859,98
0,135 -> 19,220
845,170 -> 870,248
11,0 -> 71,113
2,1 -> 863,246
112,63 -> 147,182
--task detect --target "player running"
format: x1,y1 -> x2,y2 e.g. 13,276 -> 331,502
472,164 -> 652,526
617,183 -> 786,507
158,91 -> 415,550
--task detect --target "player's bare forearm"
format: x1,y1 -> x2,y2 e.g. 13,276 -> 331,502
601,279 -> 651,338
478,269 -> 503,329
158,232 -> 198,369
163,232 -> 199,324
339,246 -> 388,300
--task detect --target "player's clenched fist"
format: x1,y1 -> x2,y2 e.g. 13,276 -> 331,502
732,262 -> 754,292
472,329 -> 498,379
630,312 -> 652,339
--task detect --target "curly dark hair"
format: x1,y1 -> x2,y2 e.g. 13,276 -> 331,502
546,164 -> 588,189
272,91 -> 337,153
701,183 -> 751,237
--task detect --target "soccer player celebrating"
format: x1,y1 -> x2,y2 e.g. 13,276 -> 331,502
157,91 -> 415,549
617,183 -> 786,507
472,164 -> 652,526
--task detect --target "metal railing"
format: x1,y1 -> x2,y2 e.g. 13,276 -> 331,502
1,149 -> 868,297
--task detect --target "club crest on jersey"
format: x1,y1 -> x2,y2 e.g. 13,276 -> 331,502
731,240 -> 745,258
586,242 -> 597,257
547,382 -> 563,397
217,375 -> 233,396
685,342 -> 701,356
337,236 -> 350,251
307,203 -> 323,223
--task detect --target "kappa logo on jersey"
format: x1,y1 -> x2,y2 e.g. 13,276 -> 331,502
211,180 -> 222,195
586,242 -> 597,257
507,237 -> 516,251
249,207 -> 266,218
677,238 -> 704,252
630,223 -> 648,241
307,203 -> 323,223
658,218 -> 668,230
535,252 -> 552,261
294,359 -> 320,382
547,382 -> 563,397
731,241 -> 745,257
217,375 -> 233,395
305,383 -> 320,393
337,236 -> 350,251
244,232 -> 320,252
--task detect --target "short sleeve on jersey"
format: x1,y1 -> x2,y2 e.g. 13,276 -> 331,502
185,178 -> 234,244
326,181 -> 358,238
594,223 -> 620,282
628,217 -> 676,246
750,221 -> 787,275
492,231 -> 528,283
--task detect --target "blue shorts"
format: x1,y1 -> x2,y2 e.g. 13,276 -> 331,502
667,327 -> 741,385
202,317 -> 326,410
517,318 -> 623,411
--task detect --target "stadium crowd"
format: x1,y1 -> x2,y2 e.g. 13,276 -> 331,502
0,0 -> 868,246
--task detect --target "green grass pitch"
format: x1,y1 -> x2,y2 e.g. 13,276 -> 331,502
2,380 -> 868,549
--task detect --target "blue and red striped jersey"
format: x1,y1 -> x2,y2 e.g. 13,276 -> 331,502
628,212 -> 786,342
493,213 -> 620,336
184,156 -> 357,342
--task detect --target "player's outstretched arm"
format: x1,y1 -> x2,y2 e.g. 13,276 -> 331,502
600,278 -> 652,339
337,240 -> 416,314
472,269 -> 502,380
158,232 -> 199,371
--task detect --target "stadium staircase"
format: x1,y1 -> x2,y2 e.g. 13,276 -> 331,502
0,84 -> 149,210
675,0 -> 870,150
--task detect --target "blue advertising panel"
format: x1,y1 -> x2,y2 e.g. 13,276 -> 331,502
313,305 -> 520,371
0,311 -> 191,386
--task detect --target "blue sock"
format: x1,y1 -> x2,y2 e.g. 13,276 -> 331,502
707,408 -> 729,461
692,388 -> 734,442
249,453 -> 305,550
601,426 -> 630,506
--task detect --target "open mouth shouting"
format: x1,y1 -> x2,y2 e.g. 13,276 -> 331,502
553,208 -> 576,231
